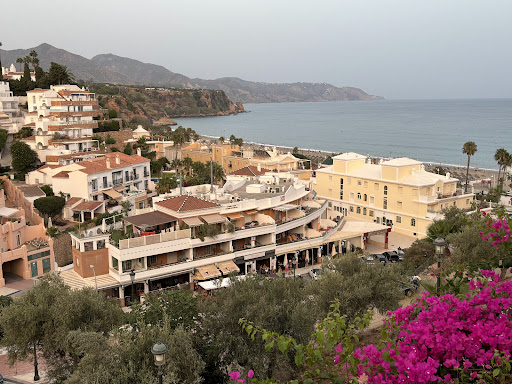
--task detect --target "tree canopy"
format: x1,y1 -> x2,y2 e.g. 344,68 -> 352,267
10,140 -> 37,175
34,196 -> 65,220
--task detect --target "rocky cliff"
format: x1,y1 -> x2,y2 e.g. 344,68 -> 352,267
95,86 -> 244,126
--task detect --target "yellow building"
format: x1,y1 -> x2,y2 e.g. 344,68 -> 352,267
314,153 -> 475,238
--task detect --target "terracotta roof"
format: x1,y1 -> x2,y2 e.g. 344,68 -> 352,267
65,197 -> 82,207
156,195 -> 220,213
229,165 -> 271,177
72,201 -> 103,212
53,171 -> 71,178
34,164 -> 59,172
76,153 -> 149,175
17,185 -> 45,198
21,135 -> 35,141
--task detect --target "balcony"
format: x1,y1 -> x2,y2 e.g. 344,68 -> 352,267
112,179 -> 123,186
276,200 -> 327,234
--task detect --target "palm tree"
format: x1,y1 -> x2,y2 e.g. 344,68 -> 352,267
494,148 -> 509,186
218,136 -> 225,144
182,156 -> 193,176
16,57 -> 23,72
462,141 -> 477,193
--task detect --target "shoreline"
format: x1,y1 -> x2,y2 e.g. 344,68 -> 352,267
197,133 -> 501,175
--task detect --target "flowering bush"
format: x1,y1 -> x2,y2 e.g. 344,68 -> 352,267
232,270 -> 512,383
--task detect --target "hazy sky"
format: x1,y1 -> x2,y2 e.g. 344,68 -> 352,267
2,0 -> 511,99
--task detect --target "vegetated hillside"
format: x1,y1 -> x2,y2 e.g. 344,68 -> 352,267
0,43 -> 131,84
0,43 -> 382,103
93,85 -> 245,126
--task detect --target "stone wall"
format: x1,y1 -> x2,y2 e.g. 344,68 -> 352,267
53,233 -> 73,267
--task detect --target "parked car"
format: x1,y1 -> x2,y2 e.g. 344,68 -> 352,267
372,254 -> 387,264
383,251 -> 402,263
361,255 -> 376,264
309,268 -> 323,280
0,373 -> 4,383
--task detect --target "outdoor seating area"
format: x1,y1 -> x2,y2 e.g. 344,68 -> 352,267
26,237 -> 49,250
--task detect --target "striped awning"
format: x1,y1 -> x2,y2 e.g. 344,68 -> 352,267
193,264 -> 222,281
226,212 -> 244,220
182,217 -> 202,227
217,260 -> 240,275
103,189 -> 122,199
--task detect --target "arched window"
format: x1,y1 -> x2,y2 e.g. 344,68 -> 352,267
364,194 -> 367,201
384,186 -> 388,196
357,193 -> 361,200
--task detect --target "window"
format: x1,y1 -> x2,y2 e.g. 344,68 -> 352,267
16,233 -> 21,247
144,180 -> 148,189
411,218 -> 416,227
364,194 -> 367,202
369,210 -> 374,217
93,195 -> 98,201
125,171 -> 129,180
339,178 -> 343,200
103,176 -> 108,188
384,185 -> 388,196
466,199 -> 469,205
397,201 -> 402,208
357,193 -> 361,200
396,216 -> 402,223
148,255 -> 157,266
122,260 -> 132,272
363,208 -> 367,215
370,195 -> 375,204
364,181 -> 368,188
27,250 -> 51,261
356,207 -> 361,214
358,180 -> 362,186
383,197 -> 388,209
112,256 -> 119,269
375,183 -> 379,190
349,206 -> 354,212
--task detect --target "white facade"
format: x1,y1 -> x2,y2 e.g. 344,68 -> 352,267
0,82 -> 23,133
23,85 -> 100,160
27,153 -> 151,201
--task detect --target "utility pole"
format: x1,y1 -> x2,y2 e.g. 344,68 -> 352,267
210,154 -> 214,194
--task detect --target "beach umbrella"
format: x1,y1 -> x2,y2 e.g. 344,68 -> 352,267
283,254 -> 288,266
102,218 -> 107,232
47,217 -> 52,228
305,249 -> 310,265
331,244 -> 337,256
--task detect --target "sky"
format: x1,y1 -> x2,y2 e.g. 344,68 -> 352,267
2,0 -> 511,99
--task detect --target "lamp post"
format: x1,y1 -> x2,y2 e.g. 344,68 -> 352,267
292,255 -> 297,279
33,343 -> 40,381
151,340 -> 168,384
434,237 -> 446,295
90,265 -> 97,291
130,269 -> 135,305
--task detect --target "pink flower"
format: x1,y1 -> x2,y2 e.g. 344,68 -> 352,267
229,372 -> 241,381
334,355 -> 340,365
334,344 -> 344,354
247,370 -> 254,379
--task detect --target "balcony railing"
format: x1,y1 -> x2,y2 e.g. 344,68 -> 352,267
112,179 -> 123,186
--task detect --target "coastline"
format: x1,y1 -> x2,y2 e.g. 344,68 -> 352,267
197,133 -> 502,187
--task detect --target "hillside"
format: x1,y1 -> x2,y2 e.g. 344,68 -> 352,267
93,85 -> 244,125
0,43 -> 382,103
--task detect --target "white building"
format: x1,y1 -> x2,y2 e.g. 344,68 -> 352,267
0,81 -> 23,133
1,64 -> 36,81
27,152 -> 151,202
22,85 -> 100,161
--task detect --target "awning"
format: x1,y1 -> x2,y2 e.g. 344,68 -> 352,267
198,275 -> 246,291
246,209 -> 258,215
302,200 -> 321,209
124,211 -> 176,229
217,260 -> 240,275
114,185 -> 128,192
103,189 -> 122,199
273,204 -> 299,212
193,264 -> 222,281
182,217 -> 203,227
226,212 -> 244,220
201,214 -> 227,224
0,207 -> 19,218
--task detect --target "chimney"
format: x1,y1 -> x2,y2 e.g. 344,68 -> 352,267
257,163 -> 261,172
116,154 -> 120,165
106,158 -> 111,169
137,147 -> 141,156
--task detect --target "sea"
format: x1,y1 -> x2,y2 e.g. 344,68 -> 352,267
173,99 -> 512,170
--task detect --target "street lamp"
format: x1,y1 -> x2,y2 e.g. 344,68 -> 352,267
33,342 -> 40,381
434,237 -> 446,294
151,340 -> 168,384
130,269 -> 135,305
90,265 -> 97,291
292,255 -> 297,279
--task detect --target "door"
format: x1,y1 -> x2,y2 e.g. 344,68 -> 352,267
42,258 -> 51,274
30,261 -> 38,277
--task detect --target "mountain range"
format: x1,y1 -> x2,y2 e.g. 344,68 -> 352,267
0,43 -> 382,103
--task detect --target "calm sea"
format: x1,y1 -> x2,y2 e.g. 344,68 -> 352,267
174,99 -> 512,170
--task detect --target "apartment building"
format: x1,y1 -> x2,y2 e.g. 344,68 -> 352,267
22,85 -> 101,161
314,152 -> 475,237
27,152 -> 151,203
60,170 -> 390,305
0,189 -> 55,287
0,81 -> 23,134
